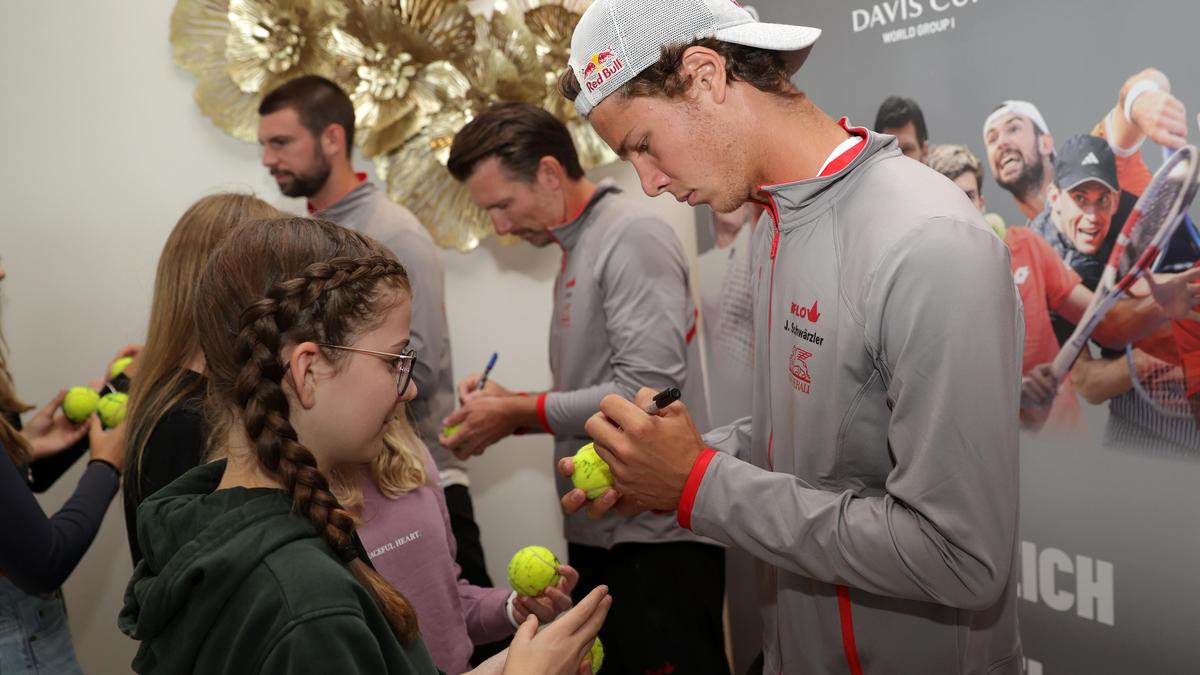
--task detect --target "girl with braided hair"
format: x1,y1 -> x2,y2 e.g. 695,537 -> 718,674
119,217 -> 609,674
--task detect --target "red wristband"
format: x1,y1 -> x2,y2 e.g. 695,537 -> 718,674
677,448 -> 717,530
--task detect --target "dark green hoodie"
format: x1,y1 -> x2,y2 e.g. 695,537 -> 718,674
119,459 -> 439,674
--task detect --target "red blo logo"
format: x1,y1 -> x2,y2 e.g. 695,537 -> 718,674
790,300 -> 821,323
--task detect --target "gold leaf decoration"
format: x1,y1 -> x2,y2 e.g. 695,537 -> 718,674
171,0 -> 337,142
490,0 -> 615,170
171,0 -> 615,251
375,108 -> 497,251
323,0 -> 476,157
225,0 -> 336,94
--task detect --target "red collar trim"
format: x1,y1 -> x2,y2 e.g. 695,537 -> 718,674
549,187 -> 596,232
819,118 -> 867,177
307,172 -> 369,214
754,117 -> 869,195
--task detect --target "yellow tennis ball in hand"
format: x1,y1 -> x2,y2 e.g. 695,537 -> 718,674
507,545 -> 561,597
97,392 -> 128,429
109,356 -> 134,379
571,443 -> 613,500
584,636 -> 604,673
442,424 -> 460,438
62,387 -> 100,424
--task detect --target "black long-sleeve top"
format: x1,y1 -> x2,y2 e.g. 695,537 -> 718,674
0,373 -> 129,592
122,370 -> 207,565
1,450 -> 118,594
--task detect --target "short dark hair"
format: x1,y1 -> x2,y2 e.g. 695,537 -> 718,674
447,102 -> 584,183
259,75 -> 356,157
874,96 -> 928,145
559,38 -> 798,105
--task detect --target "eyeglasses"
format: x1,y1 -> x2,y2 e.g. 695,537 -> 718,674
318,344 -> 417,396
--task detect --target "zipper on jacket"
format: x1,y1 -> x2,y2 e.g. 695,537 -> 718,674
761,192 -> 781,471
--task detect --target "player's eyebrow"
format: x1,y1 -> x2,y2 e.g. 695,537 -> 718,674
616,128 -> 635,160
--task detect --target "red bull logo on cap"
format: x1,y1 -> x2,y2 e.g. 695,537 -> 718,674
582,47 -> 624,93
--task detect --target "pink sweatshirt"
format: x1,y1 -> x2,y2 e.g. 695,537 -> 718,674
354,456 -> 513,674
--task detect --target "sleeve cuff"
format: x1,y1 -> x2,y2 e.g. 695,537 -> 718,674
677,448 -> 718,531
1105,109 -> 1145,158
535,392 -> 554,435
505,591 -> 520,629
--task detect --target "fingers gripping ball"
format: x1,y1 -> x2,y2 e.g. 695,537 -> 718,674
97,392 -> 128,429
507,546 -> 561,597
110,356 -> 134,379
62,387 -> 100,424
584,636 -> 604,673
571,443 -> 613,500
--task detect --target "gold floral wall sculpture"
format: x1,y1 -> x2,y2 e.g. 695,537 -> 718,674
171,0 -> 615,251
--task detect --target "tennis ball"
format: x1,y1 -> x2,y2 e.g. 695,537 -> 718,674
109,356 -> 134,379
984,212 -> 1007,240
97,392 -> 128,429
442,424 -> 460,438
507,545 -> 560,597
584,636 -> 604,673
62,387 -> 100,424
571,443 -> 613,500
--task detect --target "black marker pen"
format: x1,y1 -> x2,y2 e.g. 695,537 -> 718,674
642,386 -> 681,415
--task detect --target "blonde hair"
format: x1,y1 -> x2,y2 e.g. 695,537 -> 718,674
0,309 -> 34,464
927,144 -> 984,192
332,407 -> 430,513
125,193 -> 284,495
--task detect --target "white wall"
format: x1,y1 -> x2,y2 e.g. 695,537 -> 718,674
0,4 -> 697,673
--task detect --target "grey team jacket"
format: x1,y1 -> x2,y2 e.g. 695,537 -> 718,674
318,182 -> 463,484
541,181 -> 712,549
684,128 -> 1025,674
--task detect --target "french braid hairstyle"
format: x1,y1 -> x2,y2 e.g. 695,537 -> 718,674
195,216 -> 419,643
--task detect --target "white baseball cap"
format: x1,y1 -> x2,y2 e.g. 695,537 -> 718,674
983,100 -> 1051,143
568,0 -> 821,118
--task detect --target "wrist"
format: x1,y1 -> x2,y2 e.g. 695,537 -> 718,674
1124,79 -> 1161,124
504,393 -> 543,431
1105,109 -> 1145,157
505,591 -> 520,629
89,457 -> 120,477
677,448 -> 718,530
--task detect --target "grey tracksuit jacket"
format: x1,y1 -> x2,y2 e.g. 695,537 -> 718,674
686,129 -> 1024,674
542,181 -> 712,549
318,182 -> 464,485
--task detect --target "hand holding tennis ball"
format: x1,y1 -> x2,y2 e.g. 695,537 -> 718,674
508,545 -> 562,597
584,636 -> 604,673
61,387 -> 100,424
97,392 -> 128,429
571,443 -> 613,500
109,356 -> 134,379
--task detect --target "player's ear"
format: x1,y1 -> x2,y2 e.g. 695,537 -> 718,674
681,46 -> 727,104
1038,132 -> 1055,158
536,156 -> 565,191
319,121 -> 343,158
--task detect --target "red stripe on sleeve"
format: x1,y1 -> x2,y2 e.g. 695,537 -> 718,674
677,448 -> 717,530
535,392 -> 553,435
837,585 -> 864,675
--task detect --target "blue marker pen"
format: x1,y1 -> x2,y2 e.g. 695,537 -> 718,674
475,352 -> 499,392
